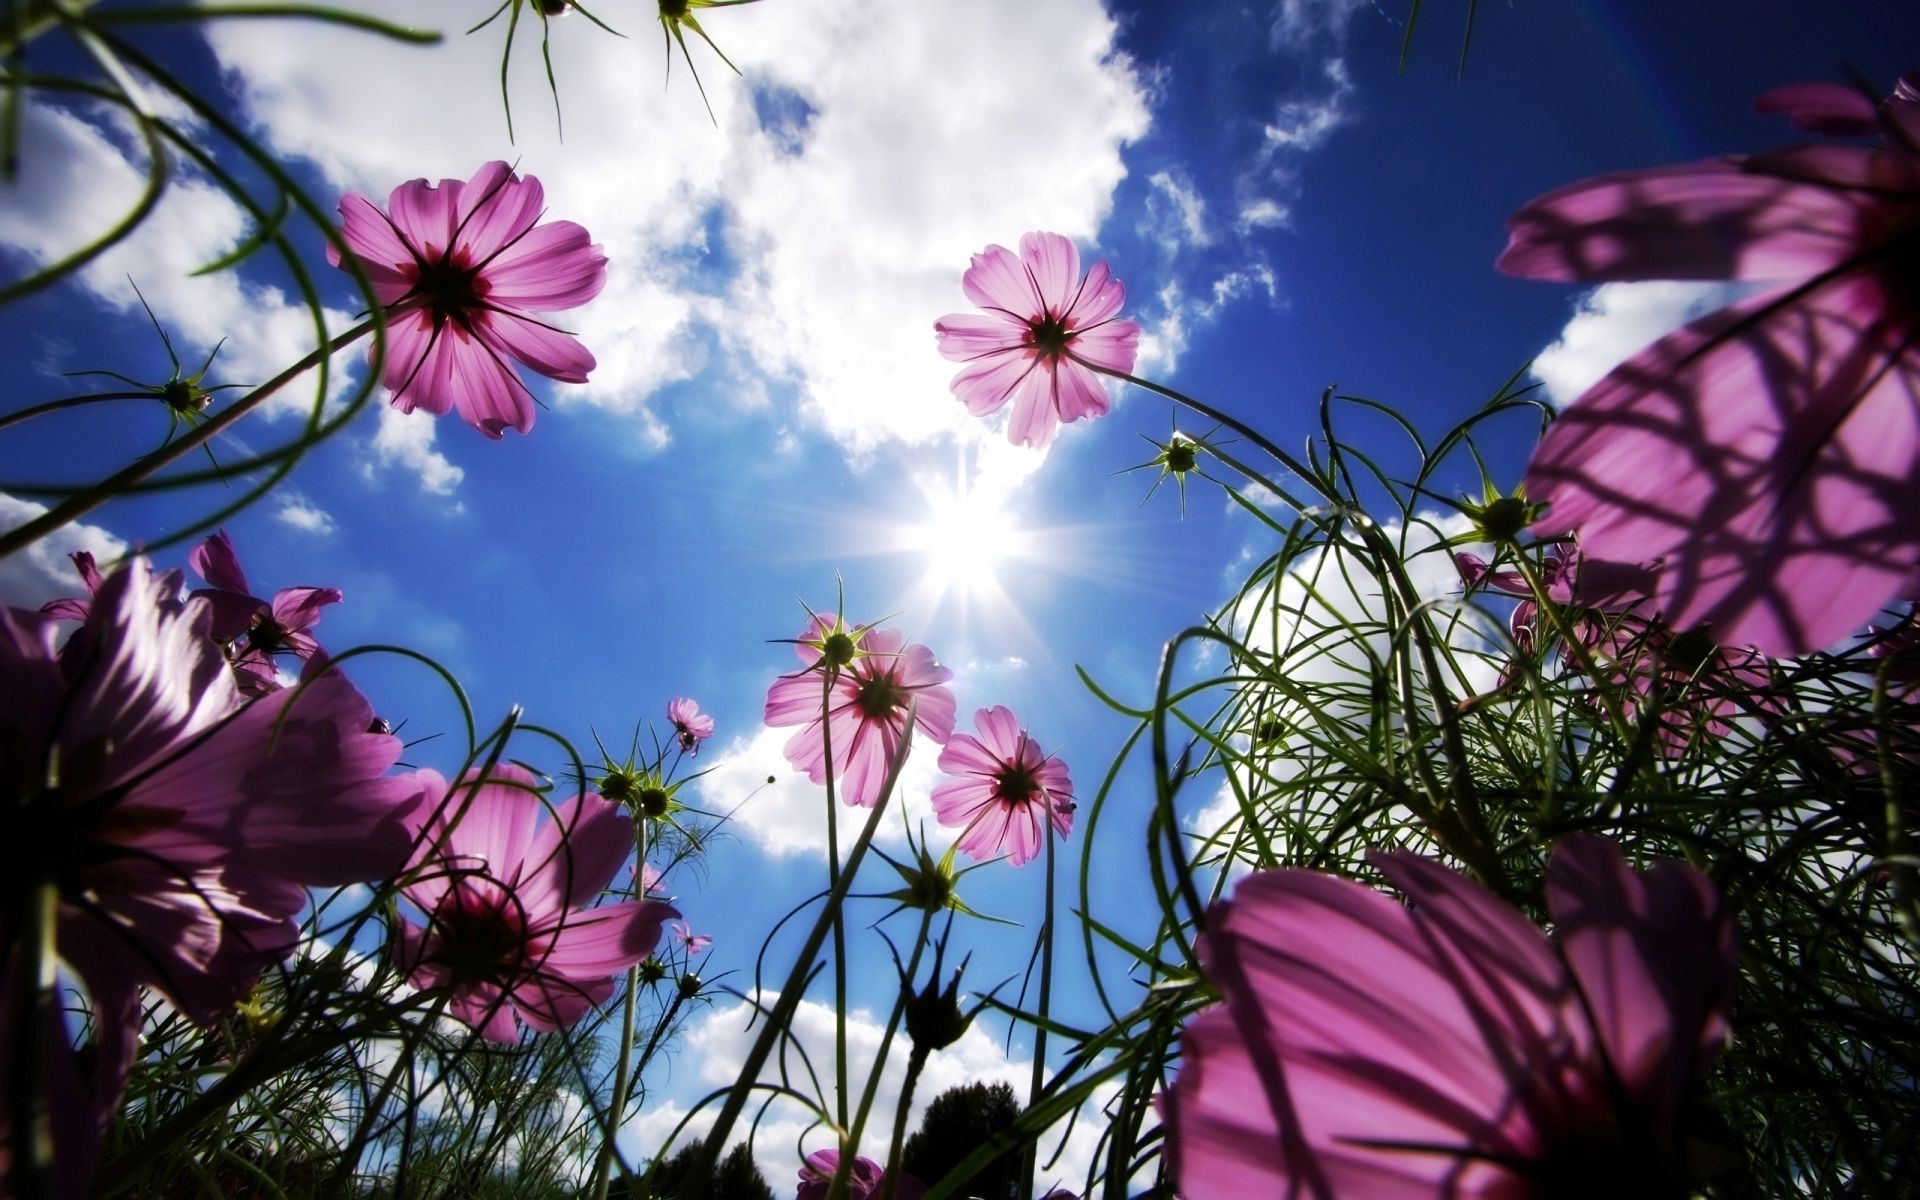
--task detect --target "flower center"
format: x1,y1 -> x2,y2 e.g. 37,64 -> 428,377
854,672 -> 906,718
993,764 -> 1041,805
413,247 -> 491,329
1025,311 -> 1074,361
244,616 -> 290,657
430,884 -> 527,983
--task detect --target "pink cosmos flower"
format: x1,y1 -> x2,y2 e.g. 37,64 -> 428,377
670,921 -> 713,954
667,696 -> 716,755
1456,547 -> 1776,753
795,1149 -> 926,1200
329,161 -> 607,439
1165,836 -> 1735,1198
1,559 -> 419,1192
188,529 -> 341,697
38,550 -> 102,622
1499,74 -> 1920,657
930,705 -> 1074,867
763,619 -> 957,808
397,766 -> 677,1041
934,231 -> 1141,449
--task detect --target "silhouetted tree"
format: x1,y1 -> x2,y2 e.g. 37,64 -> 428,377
610,1137 -> 774,1200
901,1081 -> 1022,1200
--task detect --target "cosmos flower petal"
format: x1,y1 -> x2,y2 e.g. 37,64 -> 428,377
1524,276 -> 1920,655
934,312 -> 1032,362
189,528 -> 250,595
1019,231 -> 1082,312
1752,81 -> 1882,136
379,311 -> 454,416
450,161 -> 545,263
534,899 -> 679,975
444,327 -> 538,439
1497,156 -> 1874,283
523,791 -> 635,912
960,242 -> 1037,314
473,310 -> 596,384
953,350 -> 1043,421
1051,359 -> 1113,423
483,221 -> 609,310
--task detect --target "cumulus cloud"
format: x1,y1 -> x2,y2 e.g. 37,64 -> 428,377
0,492 -> 127,608
624,992 -> 1112,1195
1530,280 -> 1750,407
1188,511 -> 1502,839
693,724 -> 949,860
204,0 -> 1151,458
272,492 -> 338,535
365,404 -> 465,497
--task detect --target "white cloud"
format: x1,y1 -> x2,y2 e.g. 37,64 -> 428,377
204,0 -> 1151,459
624,993 -> 1114,1196
1262,56 -> 1355,152
1143,169 -> 1211,251
0,493 -> 129,609
693,724 -> 948,860
1188,512 -> 1502,840
1268,0 -> 1373,49
1236,197 -> 1291,232
1530,281 -> 1749,407
272,492 -> 338,535
365,404 -> 465,497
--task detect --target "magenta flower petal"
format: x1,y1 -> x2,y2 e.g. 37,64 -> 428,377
1523,278 -> 1920,655
936,231 -> 1137,448
930,706 -> 1074,867
332,162 -> 607,439
1502,78 -> 1920,654
188,528 -> 250,595
796,1149 -> 924,1200
1496,157 -> 1873,282
763,622 -> 956,809
1165,837 -> 1736,1198
401,769 -> 676,1042
1753,81 -> 1882,136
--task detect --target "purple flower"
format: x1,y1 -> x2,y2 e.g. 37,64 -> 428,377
667,696 -> 715,755
934,232 -> 1140,448
1165,836 -> 1735,1197
1,559 -> 419,1191
930,705 -> 1074,867
670,921 -> 712,954
1456,547 -> 1777,753
38,550 -> 102,623
1499,74 -> 1920,656
397,766 -> 677,1041
763,620 -> 957,809
329,161 -> 608,439
795,1149 -> 925,1200
188,529 -> 341,696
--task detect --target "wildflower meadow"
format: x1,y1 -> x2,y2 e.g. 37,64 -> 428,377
2,2 -> 1917,1197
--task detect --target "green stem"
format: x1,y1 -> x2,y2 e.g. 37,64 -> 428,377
843,907 -> 935,1184
0,310 -> 388,561
674,716 -> 916,1199
1022,825 -> 1058,1198
0,391 -> 161,432
879,1047 -> 930,1200
589,817 -> 651,1200
820,670 -> 851,1144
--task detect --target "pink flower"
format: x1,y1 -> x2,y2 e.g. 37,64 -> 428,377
1165,836 -> 1735,1198
931,705 -> 1074,867
1,559 -> 419,1191
1456,547 -> 1777,753
667,696 -> 715,755
38,550 -> 102,622
670,921 -> 712,954
763,620 -> 957,808
795,1149 -> 925,1200
934,232 -> 1140,448
1499,74 -> 1920,657
398,766 -> 677,1041
329,161 -> 607,439
188,529 -> 341,696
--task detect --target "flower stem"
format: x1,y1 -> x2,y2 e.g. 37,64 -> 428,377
1022,825 -> 1058,1198
0,311 -> 389,560
588,817 -> 651,1200
843,907 -> 935,1184
880,1046 -> 930,1200
674,714 -> 918,1198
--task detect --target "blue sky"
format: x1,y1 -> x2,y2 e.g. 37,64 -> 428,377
1,0 -> 1914,1185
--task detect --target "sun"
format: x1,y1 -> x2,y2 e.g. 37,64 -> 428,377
912,477 -> 1024,597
